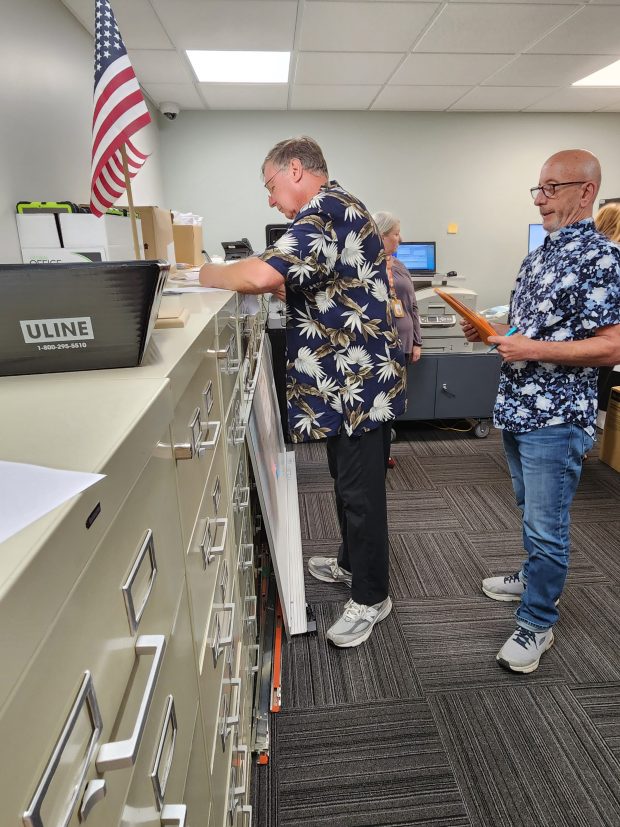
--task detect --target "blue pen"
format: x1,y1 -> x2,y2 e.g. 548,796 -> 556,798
488,325 -> 518,352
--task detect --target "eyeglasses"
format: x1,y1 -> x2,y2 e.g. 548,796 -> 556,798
529,181 -> 586,200
264,168 -> 283,195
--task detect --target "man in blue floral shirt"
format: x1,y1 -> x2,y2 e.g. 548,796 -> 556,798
464,149 -> 620,674
200,136 -> 407,648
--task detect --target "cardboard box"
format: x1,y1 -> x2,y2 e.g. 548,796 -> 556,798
135,206 -> 176,269
599,386 -> 620,472
173,224 -> 204,266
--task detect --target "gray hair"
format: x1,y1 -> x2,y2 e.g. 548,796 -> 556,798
262,136 -> 328,177
372,211 -> 399,236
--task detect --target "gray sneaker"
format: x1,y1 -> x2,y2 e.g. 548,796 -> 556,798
326,597 -> 392,648
496,626 -> 554,674
482,572 -> 524,602
308,556 -> 352,587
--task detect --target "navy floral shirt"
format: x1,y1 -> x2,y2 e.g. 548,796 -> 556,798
495,219 -> 620,437
260,181 -> 407,443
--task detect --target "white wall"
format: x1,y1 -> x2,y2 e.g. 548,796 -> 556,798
158,110 -> 620,309
0,0 -> 165,264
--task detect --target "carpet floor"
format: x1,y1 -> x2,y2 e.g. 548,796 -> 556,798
252,421 -> 620,827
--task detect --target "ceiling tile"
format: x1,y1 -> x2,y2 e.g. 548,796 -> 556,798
291,85 -> 381,109
525,87 -> 620,111
199,83 -> 289,109
450,85 -> 556,110
417,3 -> 579,54
482,53 -> 618,87
143,83 -> 205,109
151,0 -> 297,50
372,85 -> 470,110
62,0 -> 173,48
294,52 -> 403,85
393,53 -> 511,85
299,1 -> 440,52
528,6 -> 620,54
128,50 -> 194,84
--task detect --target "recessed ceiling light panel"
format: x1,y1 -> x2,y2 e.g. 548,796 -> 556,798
573,59 -> 620,87
187,50 -> 290,83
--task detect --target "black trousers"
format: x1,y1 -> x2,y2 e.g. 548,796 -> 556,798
326,423 -> 391,606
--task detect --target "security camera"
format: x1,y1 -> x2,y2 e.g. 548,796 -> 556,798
159,102 -> 180,121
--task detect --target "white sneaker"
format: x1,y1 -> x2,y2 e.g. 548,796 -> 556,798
482,572 -> 524,602
326,597 -> 392,648
308,556 -> 352,587
496,626 -> 554,674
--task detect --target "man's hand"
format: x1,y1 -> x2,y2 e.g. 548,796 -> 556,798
487,333 -> 537,362
461,320 -> 481,342
411,345 -> 422,363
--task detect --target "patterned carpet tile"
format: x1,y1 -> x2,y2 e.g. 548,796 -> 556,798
293,441 -> 329,463
466,529 -> 613,589
441,483 -> 523,532
385,455 -> 436,492
571,683 -> 620,760
386,491 -> 462,533
389,532 -> 489,599
394,421 -> 504,458
299,492 -> 340,540
272,700 -> 471,827
572,522 -> 620,582
397,590 -> 620,694
281,602 -> 423,708
569,487 -> 620,524
417,454 -> 510,487
430,684 -> 620,826
295,460 -> 334,492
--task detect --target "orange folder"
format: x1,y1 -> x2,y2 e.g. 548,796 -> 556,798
434,287 -> 497,345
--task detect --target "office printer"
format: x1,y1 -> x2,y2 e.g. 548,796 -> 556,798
415,284 -> 478,353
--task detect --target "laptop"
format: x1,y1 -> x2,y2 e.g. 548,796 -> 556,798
0,260 -> 168,377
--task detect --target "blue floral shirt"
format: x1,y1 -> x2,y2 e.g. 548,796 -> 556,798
495,219 -> 620,437
260,181 -> 407,443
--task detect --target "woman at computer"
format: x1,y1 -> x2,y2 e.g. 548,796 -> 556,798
372,211 -> 422,364
373,211 -> 423,468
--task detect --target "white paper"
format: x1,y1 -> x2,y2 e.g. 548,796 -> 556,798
164,285 -> 227,293
0,461 -> 105,544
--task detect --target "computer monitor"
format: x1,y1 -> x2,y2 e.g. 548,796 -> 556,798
394,241 -> 436,275
528,223 -> 547,253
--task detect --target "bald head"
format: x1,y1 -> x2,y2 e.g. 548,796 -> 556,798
542,149 -> 601,190
535,149 -> 602,232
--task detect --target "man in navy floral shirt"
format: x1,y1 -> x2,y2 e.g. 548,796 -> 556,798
464,149 -> 620,674
200,136 -> 406,648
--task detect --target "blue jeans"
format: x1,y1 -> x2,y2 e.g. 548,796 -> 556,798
502,424 -> 594,632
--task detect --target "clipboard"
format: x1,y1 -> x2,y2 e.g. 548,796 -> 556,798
434,287 -> 497,345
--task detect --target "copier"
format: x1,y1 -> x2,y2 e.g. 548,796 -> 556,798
415,279 -> 479,353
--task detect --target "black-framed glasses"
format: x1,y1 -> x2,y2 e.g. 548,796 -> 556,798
529,181 -> 586,200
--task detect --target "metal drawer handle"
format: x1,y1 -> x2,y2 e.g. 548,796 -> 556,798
232,423 -> 246,445
161,804 -> 187,826
224,678 -> 241,727
173,407 -> 204,461
248,644 -> 260,675
122,529 -> 157,635
198,420 -> 221,454
235,805 -> 253,826
239,542 -> 254,572
202,379 -> 214,417
23,672 -> 103,827
150,695 -> 177,809
211,603 -> 235,667
233,745 -> 249,796
234,486 -> 250,512
245,595 -> 257,624
96,635 -> 166,772
199,517 -> 228,568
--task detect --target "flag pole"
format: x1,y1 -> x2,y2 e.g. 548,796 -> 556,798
120,145 -> 141,259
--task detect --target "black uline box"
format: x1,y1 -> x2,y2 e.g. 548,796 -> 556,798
0,260 -> 168,377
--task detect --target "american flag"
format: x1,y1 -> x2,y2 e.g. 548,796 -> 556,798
90,0 -> 151,216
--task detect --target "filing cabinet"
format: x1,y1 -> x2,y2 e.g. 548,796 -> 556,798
0,290 -> 267,826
